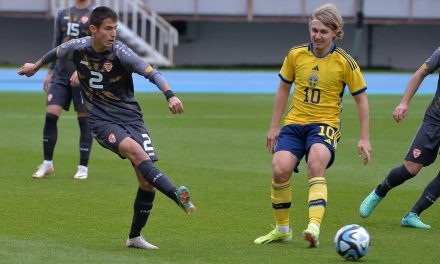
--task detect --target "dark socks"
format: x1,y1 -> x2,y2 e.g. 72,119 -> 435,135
77,116 -> 93,166
138,160 -> 178,204
129,188 -> 155,239
375,165 -> 415,197
43,113 -> 59,161
410,172 -> 440,215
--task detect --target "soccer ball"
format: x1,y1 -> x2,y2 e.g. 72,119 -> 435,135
334,224 -> 370,260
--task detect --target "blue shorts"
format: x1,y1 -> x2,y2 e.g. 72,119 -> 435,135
275,123 -> 340,173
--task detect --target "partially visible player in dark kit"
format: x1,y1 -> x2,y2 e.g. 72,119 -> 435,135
33,0 -> 94,180
360,46 -> 440,229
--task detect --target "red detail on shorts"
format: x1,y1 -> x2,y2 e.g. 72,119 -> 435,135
108,133 -> 116,144
413,148 -> 421,158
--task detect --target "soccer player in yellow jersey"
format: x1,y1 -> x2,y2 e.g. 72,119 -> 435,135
254,3 -> 371,248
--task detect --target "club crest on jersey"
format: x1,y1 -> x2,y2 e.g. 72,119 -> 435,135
308,73 -> 319,88
81,16 -> 89,24
413,148 -> 421,158
104,61 -> 113,72
108,133 -> 116,144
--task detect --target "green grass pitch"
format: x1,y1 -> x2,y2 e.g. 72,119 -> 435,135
1,92 -> 439,263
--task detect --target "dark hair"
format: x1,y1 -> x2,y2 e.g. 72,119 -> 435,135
90,6 -> 118,28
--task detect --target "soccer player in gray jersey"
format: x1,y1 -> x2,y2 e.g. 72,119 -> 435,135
18,6 -> 196,249
360,47 -> 440,228
34,0 -> 94,180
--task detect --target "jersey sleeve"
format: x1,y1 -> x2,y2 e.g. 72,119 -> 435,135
279,52 -> 295,84
424,47 -> 440,74
116,44 -> 149,75
115,42 -> 163,81
56,37 -> 89,61
52,10 -> 64,49
49,10 -> 64,70
344,60 -> 367,96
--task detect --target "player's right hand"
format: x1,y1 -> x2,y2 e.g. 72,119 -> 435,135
393,103 -> 408,123
18,63 -> 37,77
266,127 -> 280,154
69,71 -> 79,88
44,70 -> 53,93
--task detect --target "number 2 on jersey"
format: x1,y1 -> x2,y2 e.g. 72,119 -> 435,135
89,71 -> 103,89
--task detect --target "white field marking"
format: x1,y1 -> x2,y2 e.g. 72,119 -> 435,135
2,113 -> 269,120
1,113 -> 76,119
143,114 -> 269,120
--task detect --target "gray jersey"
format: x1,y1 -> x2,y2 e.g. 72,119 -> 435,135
423,47 -> 440,123
56,37 -> 165,124
50,4 -> 93,83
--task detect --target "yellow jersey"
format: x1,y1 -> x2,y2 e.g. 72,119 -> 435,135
279,43 -> 366,129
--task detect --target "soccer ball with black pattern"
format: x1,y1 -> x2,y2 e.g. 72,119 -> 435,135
334,224 -> 370,260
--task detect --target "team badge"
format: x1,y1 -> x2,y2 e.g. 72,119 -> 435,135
81,16 -> 89,24
413,148 -> 421,158
104,61 -> 113,72
47,93 -> 53,102
108,133 -> 116,144
308,73 -> 319,88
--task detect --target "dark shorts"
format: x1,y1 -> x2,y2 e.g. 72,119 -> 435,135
89,119 -> 158,161
405,122 -> 440,166
275,123 -> 340,173
46,80 -> 86,112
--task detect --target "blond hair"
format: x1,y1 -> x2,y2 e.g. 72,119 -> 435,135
310,3 -> 344,40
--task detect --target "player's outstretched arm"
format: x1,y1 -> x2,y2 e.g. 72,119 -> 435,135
18,48 -> 58,78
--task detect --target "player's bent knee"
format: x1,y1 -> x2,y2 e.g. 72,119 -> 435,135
119,138 -> 149,163
403,161 -> 422,176
272,164 -> 292,183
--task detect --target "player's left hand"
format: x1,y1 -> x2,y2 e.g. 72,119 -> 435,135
168,96 -> 184,114
357,139 -> 371,165
18,63 -> 37,77
69,71 -> 79,87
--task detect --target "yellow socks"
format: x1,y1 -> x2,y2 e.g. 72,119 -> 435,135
307,177 -> 327,227
271,180 -> 292,227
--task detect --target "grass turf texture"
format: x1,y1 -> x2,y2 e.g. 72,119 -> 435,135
1,92 -> 439,263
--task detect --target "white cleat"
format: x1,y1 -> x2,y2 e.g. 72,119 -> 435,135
32,163 -> 55,179
74,165 -> 88,180
126,236 -> 159,250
